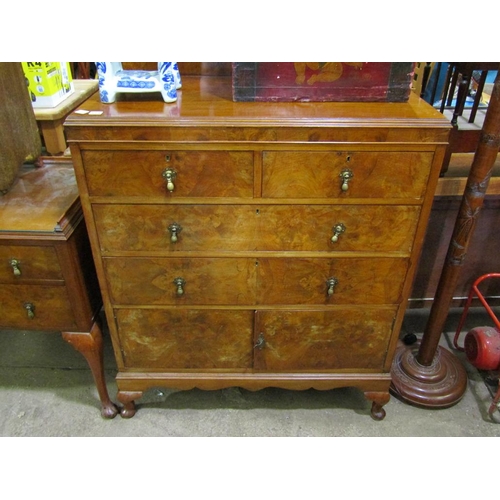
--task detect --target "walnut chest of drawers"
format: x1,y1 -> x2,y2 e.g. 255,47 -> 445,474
65,76 -> 450,419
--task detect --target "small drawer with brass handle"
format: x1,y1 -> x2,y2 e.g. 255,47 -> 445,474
262,151 -> 433,199
0,246 -> 63,283
82,150 -> 254,198
0,284 -> 76,330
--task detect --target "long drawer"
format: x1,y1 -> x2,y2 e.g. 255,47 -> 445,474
115,306 -> 397,371
103,256 -> 408,305
94,204 -> 420,254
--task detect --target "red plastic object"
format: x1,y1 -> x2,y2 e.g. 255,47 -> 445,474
464,326 -> 500,370
453,273 -> 500,354
454,274 -> 500,417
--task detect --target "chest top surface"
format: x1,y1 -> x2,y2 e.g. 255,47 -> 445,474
64,76 -> 450,138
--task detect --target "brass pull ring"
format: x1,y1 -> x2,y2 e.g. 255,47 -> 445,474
24,302 -> 35,319
173,277 -> 186,296
168,223 -> 182,243
326,277 -> 338,296
162,168 -> 177,192
339,168 -> 353,192
331,223 -> 346,243
10,259 -> 21,276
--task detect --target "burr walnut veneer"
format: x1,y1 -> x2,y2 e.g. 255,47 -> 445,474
65,76 -> 450,419
0,162 -> 117,418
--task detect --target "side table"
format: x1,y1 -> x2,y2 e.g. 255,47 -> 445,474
0,160 -> 118,418
34,80 -> 98,156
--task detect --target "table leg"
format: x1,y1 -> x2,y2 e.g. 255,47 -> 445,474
62,321 -> 119,418
38,118 -> 67,155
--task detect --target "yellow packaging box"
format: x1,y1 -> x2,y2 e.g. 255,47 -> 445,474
22,62 -> 74,108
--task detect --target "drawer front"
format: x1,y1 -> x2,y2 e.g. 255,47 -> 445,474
262,151 -> 433,198
104,256 -> 407,306
116,308 -> 254,369
0,284 -> 75,330
104,257 -> 258,305
94,204 -> 420,254
82,150 -> 254,198
254,308 -> 397,371
257,257 -> 408,305
0,245 -> 63,283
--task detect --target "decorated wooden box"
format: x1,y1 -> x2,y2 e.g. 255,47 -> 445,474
232,62 -> 415,102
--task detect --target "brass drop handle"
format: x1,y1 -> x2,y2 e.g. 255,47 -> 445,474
24,302 -> 35,319
173,277 -> 186,296
168,223 -> 182,243
331,223 -> 346,243
162,168 -> 177,192
254,333 -> 265,350
10,259 -> 21,276
339,168 -> 353,192
326,277 -> 339,296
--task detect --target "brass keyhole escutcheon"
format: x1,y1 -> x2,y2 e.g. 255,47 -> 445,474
162,168 -> 177,192
173,277 -> 186,296
340,168 -> 353,192
168,223 -> 182,243
10,259 -> 21,276
326,277 -> 338,296
331,223 -> 346,243
24,302 -> 35,319
254,333 -> 265,350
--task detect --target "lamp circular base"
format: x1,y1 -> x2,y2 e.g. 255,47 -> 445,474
390,344 -> 468,408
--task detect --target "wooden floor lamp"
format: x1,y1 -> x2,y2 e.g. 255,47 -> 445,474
391,65 -> 500,407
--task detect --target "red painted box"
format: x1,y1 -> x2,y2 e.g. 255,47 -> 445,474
232,62 -> 415,102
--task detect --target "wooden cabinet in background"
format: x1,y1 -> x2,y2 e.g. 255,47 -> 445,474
65,76 -> 450,420
0,162 -> 117,418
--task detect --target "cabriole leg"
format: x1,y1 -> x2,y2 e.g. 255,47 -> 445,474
62,321 -> 119,419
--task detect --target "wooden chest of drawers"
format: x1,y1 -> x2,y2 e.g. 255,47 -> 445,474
65,76 -> 450,419
0,162 -> 117,418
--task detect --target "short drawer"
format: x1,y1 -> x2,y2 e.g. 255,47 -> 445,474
94,204 -> 420,254
254,307 -> 397,371
115,308 -> 254,370
0,245 -> 63,283
0,284 -> 76,330
262,151 -> 433,199
103,257 -> 258,305
81,150 -> 254,198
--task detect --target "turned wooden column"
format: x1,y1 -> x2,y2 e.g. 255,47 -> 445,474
391,66 -> 500,407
